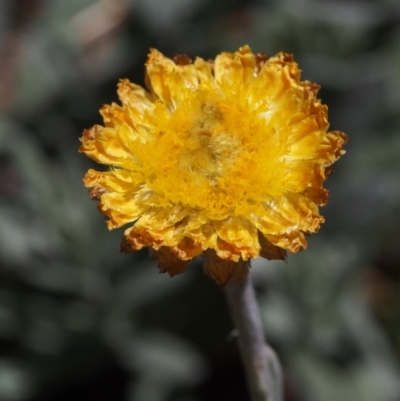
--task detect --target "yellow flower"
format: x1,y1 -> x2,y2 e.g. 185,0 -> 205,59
79,45 -> 347,286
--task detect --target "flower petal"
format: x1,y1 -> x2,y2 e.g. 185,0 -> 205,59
83,168 -> 143,193
120,207 -> 191,251
79,124 -> 138,168
265,231 -> 307,253
117,78 -> 153,110
250,192 -> 323,253
212,217 -> 260,261
214,45 -> 256,87
171,237 -> 203,260
145,48 -> 214,108
99,187 -> 155,229
316,131 -> 348,164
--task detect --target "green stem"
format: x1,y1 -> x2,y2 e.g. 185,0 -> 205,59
225,273 -> 283,401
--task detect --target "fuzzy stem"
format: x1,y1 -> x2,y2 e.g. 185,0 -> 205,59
225,274 -> 283,401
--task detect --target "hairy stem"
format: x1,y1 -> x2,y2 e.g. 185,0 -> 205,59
225,274 -> 283,401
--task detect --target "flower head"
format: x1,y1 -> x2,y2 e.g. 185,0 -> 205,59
79,45 -> 347,286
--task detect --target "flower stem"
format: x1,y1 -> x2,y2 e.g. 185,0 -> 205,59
225,274 -> 283,401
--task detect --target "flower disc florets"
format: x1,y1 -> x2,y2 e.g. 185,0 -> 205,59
79,45 -> 347,286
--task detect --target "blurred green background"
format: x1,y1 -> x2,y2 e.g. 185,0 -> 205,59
1,0 -> 400,400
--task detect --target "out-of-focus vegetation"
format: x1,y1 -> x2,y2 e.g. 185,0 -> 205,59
1,0 -> 400,400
